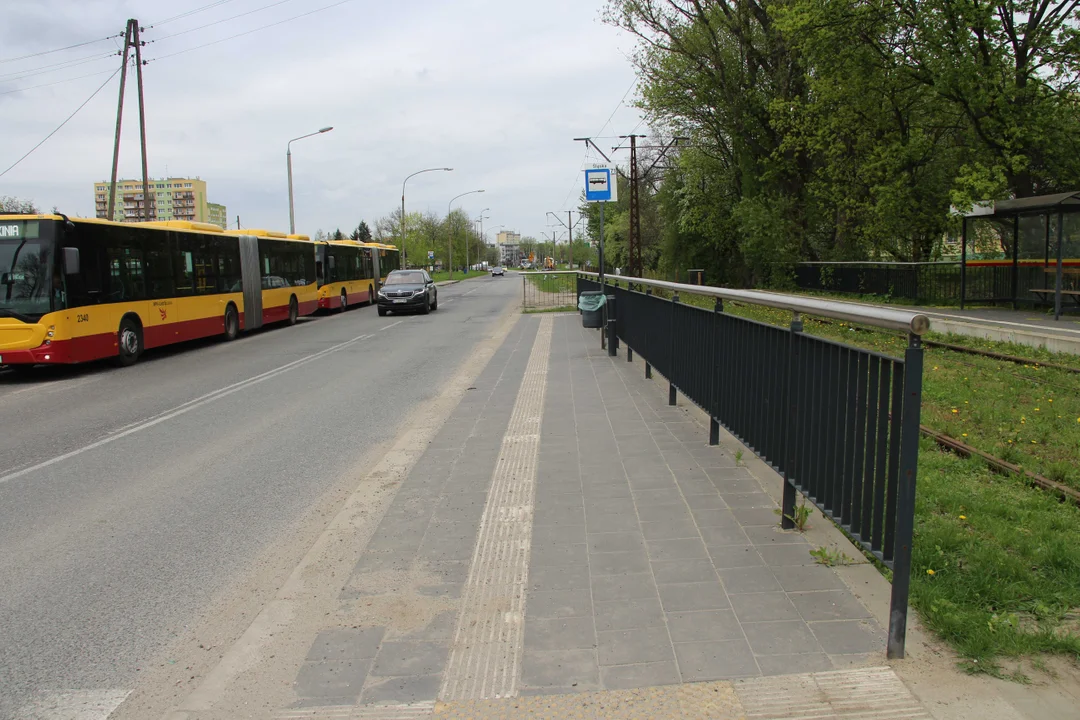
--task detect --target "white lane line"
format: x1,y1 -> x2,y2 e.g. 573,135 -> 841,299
378,320 -> 404,331
0,333 -> 374,487
440,315 -> 553,701
14,688 -> 130,720
276,702 -> 435,719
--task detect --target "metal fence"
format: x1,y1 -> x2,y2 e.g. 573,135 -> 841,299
794,261 -> 962,304
521,271 -> 579,312
578,273 -> 926,660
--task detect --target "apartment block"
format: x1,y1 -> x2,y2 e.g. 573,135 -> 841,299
93,177 -> 226,226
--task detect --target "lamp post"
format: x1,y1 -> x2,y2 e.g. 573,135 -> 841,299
447,189 -> 484,279
287,126 -> 333,235
401,167 -> 453,268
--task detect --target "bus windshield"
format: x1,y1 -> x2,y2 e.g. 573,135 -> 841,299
0,220 -> 55,321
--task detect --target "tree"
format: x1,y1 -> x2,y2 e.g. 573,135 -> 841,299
331,228 -> 345,241
0,196 -> 39,214
350,221 -> 372,243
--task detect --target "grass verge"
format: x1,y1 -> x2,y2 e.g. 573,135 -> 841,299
430,270 -> 487,283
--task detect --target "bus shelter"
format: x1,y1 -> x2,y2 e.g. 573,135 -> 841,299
962,191 -> 1080,319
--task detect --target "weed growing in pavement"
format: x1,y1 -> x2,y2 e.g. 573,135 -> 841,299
775,501 -> 813,532
810,546 -> 854,566
734,449 -> 744,466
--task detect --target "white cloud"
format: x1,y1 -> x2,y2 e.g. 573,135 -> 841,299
0,0 -> 645,240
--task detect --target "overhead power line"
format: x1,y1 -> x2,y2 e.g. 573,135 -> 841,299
0,33 -> 122,64
558,79 -> 638,210
0,67 -> 118,97
0,50 -> 117,83
150,0 -> 298,42
0,65 -> 122,179
149,0 -> 242,27
148,0 -> 355,61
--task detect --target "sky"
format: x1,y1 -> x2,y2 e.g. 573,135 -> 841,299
0,0 -> 646,243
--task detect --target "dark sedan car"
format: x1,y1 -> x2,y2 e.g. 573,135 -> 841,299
377,269 -> 438,315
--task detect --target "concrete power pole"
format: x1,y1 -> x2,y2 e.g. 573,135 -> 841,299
108,20 -> 135,222
132,20 -> 152,221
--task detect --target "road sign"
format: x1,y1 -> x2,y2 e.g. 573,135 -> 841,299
584,163 -> 617,203
428,250 -> 435,260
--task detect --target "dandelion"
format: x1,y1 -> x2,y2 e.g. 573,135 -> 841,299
1032,440 -> 1038,444
927,569 -> 936,576
962,433 -> 968,437
1035,408 -> 1040,412
952,409 -> 959,414
959,515 -> 967,520
1049,399 -> 1053,403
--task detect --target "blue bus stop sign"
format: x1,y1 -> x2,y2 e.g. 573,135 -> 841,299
585,166 -> 616,202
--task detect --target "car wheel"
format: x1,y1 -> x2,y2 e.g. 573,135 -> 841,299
224,304 -> 239,340
339,289 -> 347,313
421,296 -> 430,315
288,296 -> 299,325
378,306 -> 387,316
431,292 -> 438,311
116,317 -> 142,367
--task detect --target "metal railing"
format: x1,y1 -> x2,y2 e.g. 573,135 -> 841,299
521,270 -> 579,312
578,273 -> 926,660
795,261 -> 962,305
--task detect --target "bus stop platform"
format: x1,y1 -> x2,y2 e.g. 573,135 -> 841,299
174,313 -> 1078,720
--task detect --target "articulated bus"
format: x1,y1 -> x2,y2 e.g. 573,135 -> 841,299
314,241 -> 401,311
0,215 -> 317,367
363,242 -> 400,286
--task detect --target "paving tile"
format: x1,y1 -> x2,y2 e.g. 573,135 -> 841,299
640,520 -> 700,541
594,597 -> 665,632
729,592 -> 800,623
757,653 -> 834,676
742,620 -> 823,656
674,639 -> 759,681
597,626 -> 675,666
646,538 -> 710,561
631,489 -> 685,505
683,493 -> 728,510
524,616 -> 597,652
359,674 -> 441,704
294,659 -> 370,699
530,542 -> 589,567
533,504 -> 586,527
810,619 -> 885,655
657,581 -> 730,612
773,564 -> 849,593
790,590 -> 873,622
370,641 -> 448,677
651,559 -> 717,584
529,563 -> 591,593
590,550 -> 651,576
690,508 -> 739,527
720,492 -> 776,509
584,497 -> 637,516
520,649 -> 600,689
666,609 -> 744,643
582,483 -> 633,500
591,572 -> 658,603
636,504 -> 693,523
600,661 -> 681,690
744,525 -> 810,546
675,477 -> 718,496
585,510 -> 641,534
531,524 -> 586,546
304,627 -> 385,663
700,525 -> 751,547
718,566 -> 782,594
527,589 -> 593,618
708,545 -> 764,570
757,543 -> 816,567
588,532 -> 645,554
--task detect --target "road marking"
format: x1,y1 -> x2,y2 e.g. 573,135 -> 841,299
0,333 -> 374,487
378,320 -> 404,331
276,702 -> 435,719
14,688 -> 130,720
440,315 -> 553,701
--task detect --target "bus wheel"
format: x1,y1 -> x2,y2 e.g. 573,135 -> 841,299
116,317 -> 142,367
339,289 -> 347,313
287,296 -> 299,326
224,304 -> 240,340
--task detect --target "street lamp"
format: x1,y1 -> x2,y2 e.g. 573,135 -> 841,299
447,189 -> 484,278
477,208 -> 491,268
287,126 -> 333,234
401,167 -> 453,268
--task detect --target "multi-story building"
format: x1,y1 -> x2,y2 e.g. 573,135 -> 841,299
496,230 -> 521,246
500,243 -> 522,267
93,177 -> 226,226
208,203 -> 227,229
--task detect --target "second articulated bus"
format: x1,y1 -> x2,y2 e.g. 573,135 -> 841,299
0,215 -> 318,367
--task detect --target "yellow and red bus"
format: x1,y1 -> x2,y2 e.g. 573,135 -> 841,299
362,242 -> 400,286
315,240 -> 376,311
0,215 -> 317,367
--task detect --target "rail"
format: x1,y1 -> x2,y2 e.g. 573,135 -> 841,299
577,273 -> 924,660
577,272 -> 930,334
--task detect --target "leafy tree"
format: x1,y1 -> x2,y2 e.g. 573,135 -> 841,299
0,196 -> 39,214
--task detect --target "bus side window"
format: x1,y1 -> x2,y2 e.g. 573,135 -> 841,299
142,229 -> 174,299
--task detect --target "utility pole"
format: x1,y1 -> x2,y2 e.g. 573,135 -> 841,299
108,20 -> 134,222
132,20 -> 151,220
616,134 -> 645,277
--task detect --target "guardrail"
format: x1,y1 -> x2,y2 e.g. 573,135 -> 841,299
520,270 -> 579,312
577,272 -> 926,659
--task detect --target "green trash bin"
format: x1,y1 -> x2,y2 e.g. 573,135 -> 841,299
578,291 -> 606,328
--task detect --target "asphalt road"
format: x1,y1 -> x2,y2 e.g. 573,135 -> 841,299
0,275 -> 520,719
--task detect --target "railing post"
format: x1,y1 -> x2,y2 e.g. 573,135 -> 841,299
607,293 -> 617,357
781,312 -> 802,530
887,333 -> 924,660
669,290 -> 679,406
709,296 -> 723,446
644,288 -> 652,379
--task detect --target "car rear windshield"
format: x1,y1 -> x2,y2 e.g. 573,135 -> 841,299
385,271 -> 425,285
